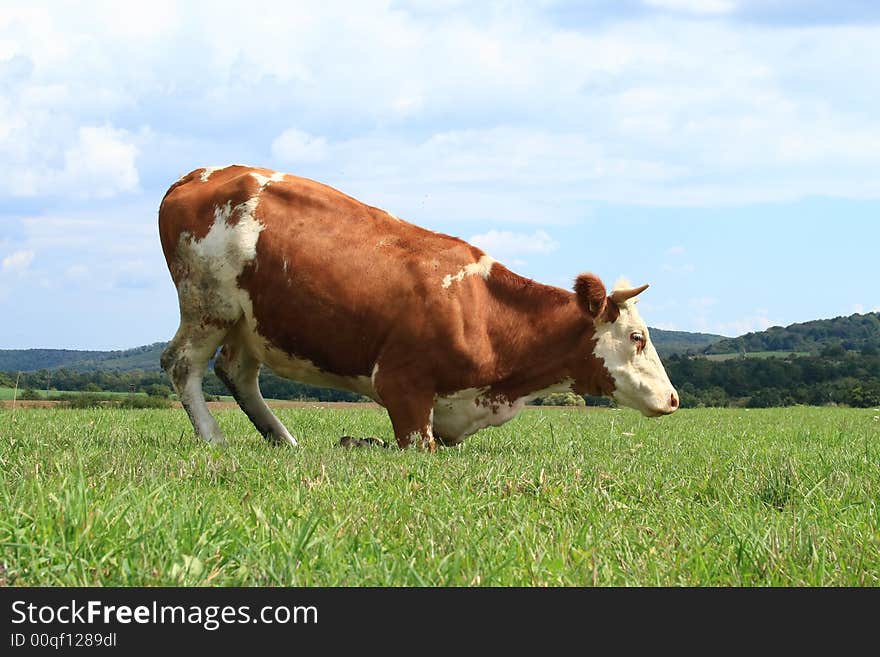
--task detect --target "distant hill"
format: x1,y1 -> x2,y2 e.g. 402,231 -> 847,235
0,349 -> 111,372
0,328 -> 723,373
4,313 -> 877,375
0,343 -> 166,373
650,329 -> 726,358
703,312 -> 880,356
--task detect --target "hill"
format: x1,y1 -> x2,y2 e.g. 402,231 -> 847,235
0,343 -> 166,373
703,312 -> 880,356
0,348 -> 111,372
0,328 -> 719,373
650,329 -> 726,358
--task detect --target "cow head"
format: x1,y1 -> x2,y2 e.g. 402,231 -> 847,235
574,273 -> 679,417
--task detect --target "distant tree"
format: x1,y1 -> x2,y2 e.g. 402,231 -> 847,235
821,344 -> 846,359
748,388 -> 783,408
143,383 -> 172,398
20,388 -> 41,400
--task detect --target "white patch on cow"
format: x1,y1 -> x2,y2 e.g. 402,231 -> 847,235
252,343 -> 378,401
251,171 -> 287,189
200,166 -> 223,182
441,255 -> 495,289
432,379 -> 573,444
251,172 -> 271,188
175,194 -> 265,325
592,291 -> 677,417
371,363 -> 380,387
403,423 -> 434,449
386,211 -> 401,222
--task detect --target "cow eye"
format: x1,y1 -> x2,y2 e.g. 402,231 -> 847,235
631,332 -> 646,354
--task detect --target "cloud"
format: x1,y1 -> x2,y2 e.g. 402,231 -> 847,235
3,3 -> 880,207
644,0 -> 737,15
2,249 -> 34,273
716,313 -> 775,337
469,229 -> 560,261
662,262 -> 695,273
689,296 -> 717,309
666,245 -> 686,256
58,125 -> 140,198
1,123 -> 140,199
271,129 -> 329,163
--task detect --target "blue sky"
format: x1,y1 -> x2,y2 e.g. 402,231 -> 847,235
1,0 -> 878,350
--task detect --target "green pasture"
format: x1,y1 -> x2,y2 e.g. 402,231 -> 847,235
1,405 -> 878,586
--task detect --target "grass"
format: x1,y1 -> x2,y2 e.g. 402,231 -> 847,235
0,387 -> 15,400
1,405 -> 878,586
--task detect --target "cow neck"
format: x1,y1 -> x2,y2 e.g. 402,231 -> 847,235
483,267 -> 590,400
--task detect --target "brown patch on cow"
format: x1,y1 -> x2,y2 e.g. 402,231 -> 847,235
235,173 -> 492,380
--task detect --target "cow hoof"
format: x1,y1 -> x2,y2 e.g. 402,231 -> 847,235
339,436 -> 389,449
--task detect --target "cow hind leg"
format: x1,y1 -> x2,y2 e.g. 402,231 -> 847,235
214,342 -> 298,446
161,323 -> 229,445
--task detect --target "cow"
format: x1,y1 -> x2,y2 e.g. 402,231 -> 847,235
158,165 -> 678,451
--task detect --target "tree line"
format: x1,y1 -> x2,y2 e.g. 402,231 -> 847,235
664,348 -> 880,408
0,367 -> 366,403
3,345 -> 879,408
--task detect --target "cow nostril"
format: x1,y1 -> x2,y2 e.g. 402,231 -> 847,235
670,393 -> 679,409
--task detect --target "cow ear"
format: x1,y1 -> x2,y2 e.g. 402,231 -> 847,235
574,273 -> 608,319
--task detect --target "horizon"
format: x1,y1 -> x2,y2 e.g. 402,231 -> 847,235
6,306 -> 880,354
2,1 -> 880,350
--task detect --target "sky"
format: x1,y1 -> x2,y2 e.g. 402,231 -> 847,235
1,0 -> 879,350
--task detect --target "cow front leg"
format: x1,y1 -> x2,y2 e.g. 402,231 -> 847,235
374,372 -> 436,451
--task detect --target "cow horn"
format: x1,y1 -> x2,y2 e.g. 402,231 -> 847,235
610,283 -> 649,304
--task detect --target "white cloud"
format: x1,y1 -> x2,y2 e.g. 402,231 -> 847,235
2,249 -> 34,273
3,3 -> 880,207
271,129 -> 329,163
662,262 -> 696,274
469,229 -> 560,261
58,125 -> 140,198
0,120 -> 139,199
644,0 -> 737,14
666,245 -> 685,256
716,313 -> 775,337
689,296 -> 717,309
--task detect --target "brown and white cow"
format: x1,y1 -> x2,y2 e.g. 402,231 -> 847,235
158,165 -> 678,450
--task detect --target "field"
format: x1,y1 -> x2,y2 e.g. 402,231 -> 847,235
1,405 -> 878,586
0,387 -> 140,401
